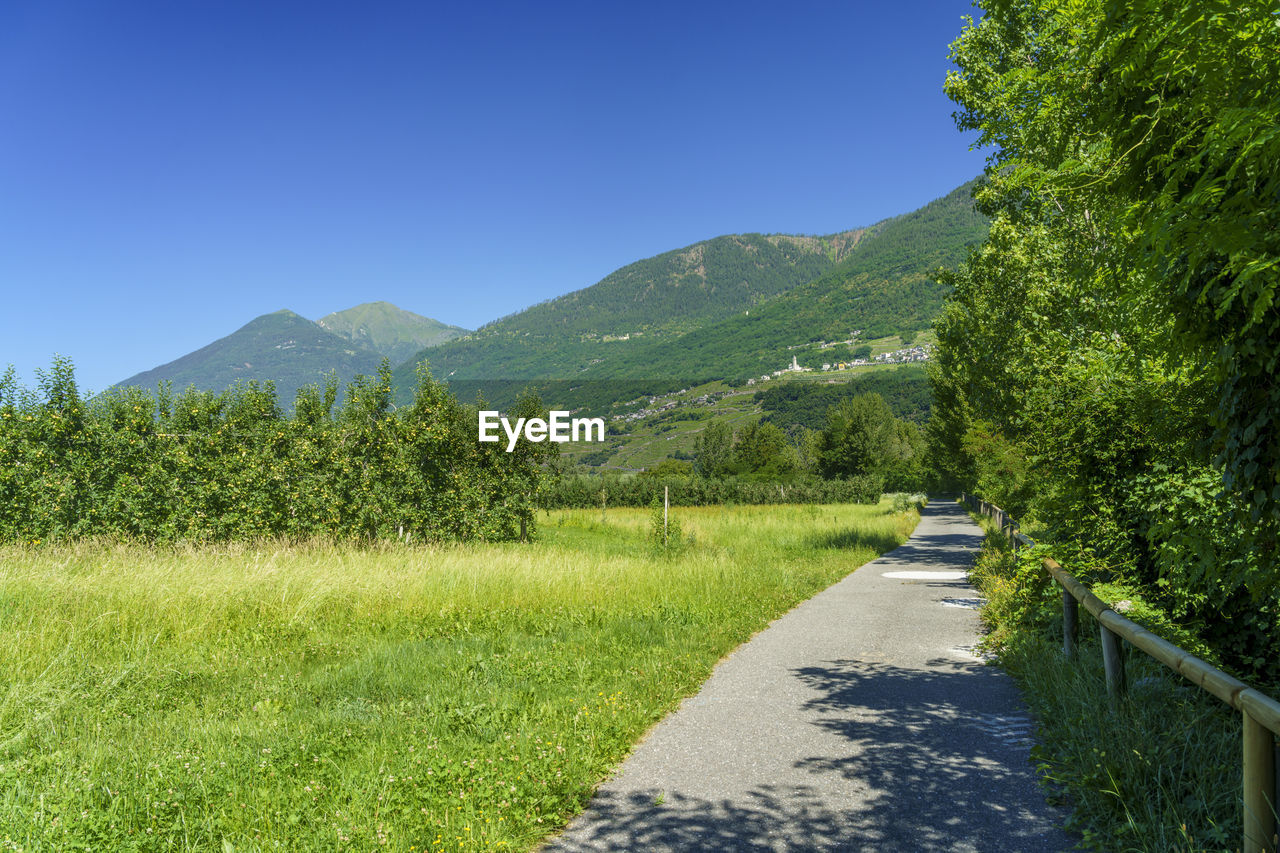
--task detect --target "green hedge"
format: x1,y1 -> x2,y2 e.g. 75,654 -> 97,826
0,358 -> 550,543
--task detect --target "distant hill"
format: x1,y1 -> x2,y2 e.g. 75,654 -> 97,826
593,180 -> 988,380
116,310 -> 385,405
391,230 -> 866,395
115,303 -> 466,406
397,180 -> 987,411
317,301 -> 468,364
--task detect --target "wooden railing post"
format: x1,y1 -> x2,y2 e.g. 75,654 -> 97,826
965,490 -> 1280,853
1100,624 -> 1126,701
1062,588 -> 1078,658
1244,709 -> 1278,853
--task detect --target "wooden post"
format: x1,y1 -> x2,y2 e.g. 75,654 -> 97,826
1062,589 -> 1078,658
1101,624 -> 1126,701
1243,710 -> 1278,853
520,515 -> 527,542
600,488 -> 607,522
663,485 -> 669,547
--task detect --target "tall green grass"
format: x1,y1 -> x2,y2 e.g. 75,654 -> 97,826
0,502 -> 915,851
966,521 -> 1241,852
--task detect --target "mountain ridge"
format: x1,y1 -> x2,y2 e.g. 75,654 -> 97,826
317,301 -> 468,365
115,303 -> 465,405
394,179 -> 987,409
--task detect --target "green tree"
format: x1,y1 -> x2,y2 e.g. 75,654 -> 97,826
936,0 -> 1280,683
729,421 -> 801,483
693,420 -> 735,479
817,393 -> 897,480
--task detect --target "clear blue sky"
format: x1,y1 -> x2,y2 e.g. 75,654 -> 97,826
1,1 -> 985,393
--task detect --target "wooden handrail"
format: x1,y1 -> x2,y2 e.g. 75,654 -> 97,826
959,492 -> 1280,853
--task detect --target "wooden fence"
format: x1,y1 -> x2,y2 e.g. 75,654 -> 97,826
960,492 -> 1280,853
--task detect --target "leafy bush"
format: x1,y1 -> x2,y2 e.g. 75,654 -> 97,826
0,358 -> 551,544
647,496 -> 685,556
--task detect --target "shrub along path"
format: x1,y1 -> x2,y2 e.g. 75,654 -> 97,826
543,501 -> 1072,852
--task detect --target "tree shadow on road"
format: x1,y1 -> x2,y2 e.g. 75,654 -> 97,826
787,658 -> 1072,852
544,659 -> 1071,852
542,785 -> 853,852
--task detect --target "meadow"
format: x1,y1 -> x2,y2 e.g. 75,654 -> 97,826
0,501 -> 916,851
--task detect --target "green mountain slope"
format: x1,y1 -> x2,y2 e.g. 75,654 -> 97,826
493,230 -> 866,337
392,231 -> 864,391
594,180 -> 988,380
116,310 -> 386,405
317,301 -> 468,364
398,180 -> 987,411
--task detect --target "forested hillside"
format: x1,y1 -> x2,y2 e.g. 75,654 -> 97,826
396,181 -> 986,410
116,310 -> 386,406
317,301 -> 468,364
390,231 -> 863,394
593,181 -> 986,380
488,231 -> 865,337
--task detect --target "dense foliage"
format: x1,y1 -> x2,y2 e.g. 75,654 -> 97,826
542,385 -> 930,509
933,0 -> 1280,680
0,358 -> 550,543
817,393 -> 926,492
756,365 -> 931,430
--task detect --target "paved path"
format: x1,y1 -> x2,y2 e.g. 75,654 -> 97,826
543,501 -> 1072,852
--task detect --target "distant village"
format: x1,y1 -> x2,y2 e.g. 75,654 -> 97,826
608,335 -> 932,423
745,342 -> 932,386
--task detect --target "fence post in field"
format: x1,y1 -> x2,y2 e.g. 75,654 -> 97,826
1100,623 -> 1126,701
664,485 -> 669,547
1243,709 -> 1278,853
1062,589 -> 1078,658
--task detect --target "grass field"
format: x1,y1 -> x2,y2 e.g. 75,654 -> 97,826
0,501 -> 917,851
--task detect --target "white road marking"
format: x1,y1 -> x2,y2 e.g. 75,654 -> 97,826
941,597 -> 986,609
881,570 -> 967,580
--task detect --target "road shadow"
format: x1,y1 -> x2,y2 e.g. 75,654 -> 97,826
787,658 -> 1071,851
543,502 -> 1072,852
544,659 -> 1069,852
542,786 -> 855,852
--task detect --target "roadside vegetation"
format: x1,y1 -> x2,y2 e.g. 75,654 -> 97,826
0,501 -> 917,851
543,383 -> 927,510
933,2 -> 1280,847
966,516 -> 1241,850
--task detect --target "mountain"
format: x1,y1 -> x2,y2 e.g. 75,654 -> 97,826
115,302 -> 466,406
390,230 -> 866,394
317,301 -> 468,364
593,180 -> 988,380
115,310 -> 385,405
396,180 -> 988,410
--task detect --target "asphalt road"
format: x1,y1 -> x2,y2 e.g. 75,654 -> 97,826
542,500 -> 1072,852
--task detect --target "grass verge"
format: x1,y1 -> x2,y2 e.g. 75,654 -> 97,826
965,515 -> 1241,852
0,501 -> 916,851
